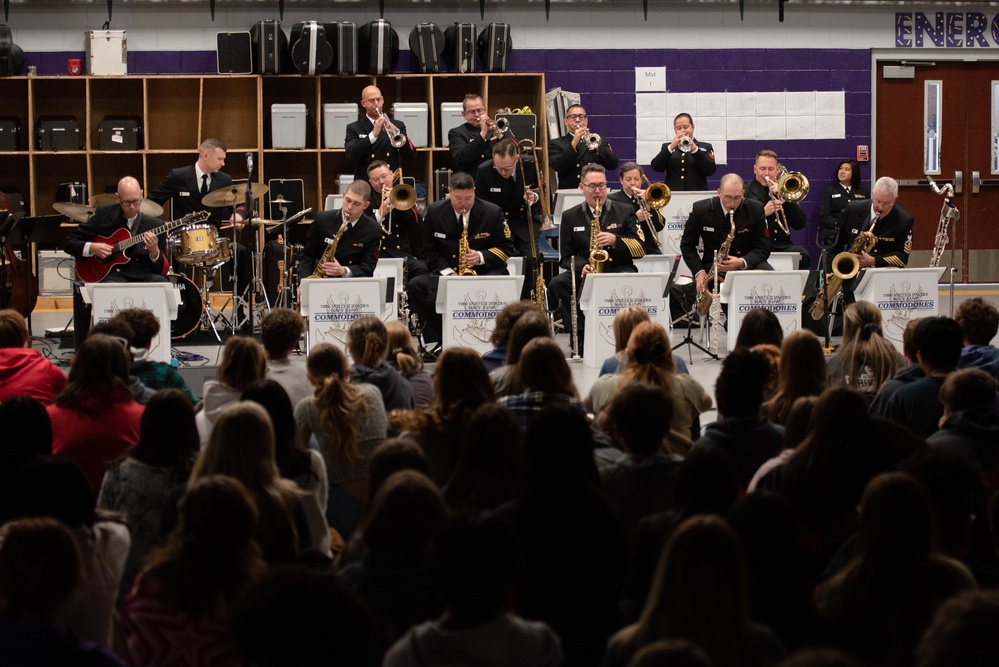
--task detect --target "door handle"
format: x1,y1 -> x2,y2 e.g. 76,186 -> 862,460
954,171 -> 963,194
973,171 -> 981,194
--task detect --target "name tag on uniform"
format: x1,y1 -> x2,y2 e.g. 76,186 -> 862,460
573,226 -> 585,232
180,191 -> 190,197
832,193 -> 842,198
490,188 -> 501,193
434,232 -> 447,238
850,228 -> 859,234
705,226 -> 715,232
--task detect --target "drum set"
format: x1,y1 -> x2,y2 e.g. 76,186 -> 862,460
55,183 -> 305,341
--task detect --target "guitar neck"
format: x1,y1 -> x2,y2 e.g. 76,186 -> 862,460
113,214 -> 207,252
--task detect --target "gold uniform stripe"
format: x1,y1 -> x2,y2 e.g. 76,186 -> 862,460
884,256 -> 906,268
623,238 -> 646,258
488,248 -> 510,262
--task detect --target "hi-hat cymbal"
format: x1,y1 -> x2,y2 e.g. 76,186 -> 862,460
270,196 -> 293,204
88,194 -> 165,219
53,202 -> 96,223
220,218 -> 281,230
202,183 -> 269,208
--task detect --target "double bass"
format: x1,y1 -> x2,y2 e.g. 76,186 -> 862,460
0,191 -> 39,318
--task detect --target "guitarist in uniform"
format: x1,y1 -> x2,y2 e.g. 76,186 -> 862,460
65,176 -> 169,283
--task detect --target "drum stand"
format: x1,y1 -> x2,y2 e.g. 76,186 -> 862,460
195,263 -> 232,343
273,202 -> 295,309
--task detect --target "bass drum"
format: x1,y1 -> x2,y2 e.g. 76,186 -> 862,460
168,273 -> 203,339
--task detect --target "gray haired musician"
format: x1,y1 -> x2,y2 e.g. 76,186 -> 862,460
835,176 -> 913,269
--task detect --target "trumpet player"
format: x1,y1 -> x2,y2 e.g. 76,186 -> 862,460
449,94 -> 504,175
650,113 -> 717,191
746,150 -> 810,269
345,85 -> 416,184
835,176 -> 912,269
366,161 -> 428,279
299,181 -> 381,279
549,104 -> 618,189
408,172 -> 514,355
549,165 -> 644,351
607,162 -> 666,255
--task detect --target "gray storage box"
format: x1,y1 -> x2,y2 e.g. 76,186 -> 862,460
441,102 -> 464,141
391,102 -> 429,148
87,29 -> 127,76
38,250 -> 77,296
271,103 -> 307,149
322,103 -> 357,149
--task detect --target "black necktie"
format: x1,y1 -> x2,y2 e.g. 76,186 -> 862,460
200,174 -> 208,196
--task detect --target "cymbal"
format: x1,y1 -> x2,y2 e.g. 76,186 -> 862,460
88,194 -> 165,219
202,183 -> 269,208
270,196 -> 293,204
53,202 -> 95,223
220,218 -> 281,230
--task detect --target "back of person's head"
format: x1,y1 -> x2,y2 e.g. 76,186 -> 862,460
903,317 -> 924,363
230,564 -> 377,667
195,401 -> 279,493
751,343 -> 781,393
522,403 -> 599,489
8,457 -> 95,527
939,368 -> 998,413
385,320 -> 423,375
490,301 -> 541,348
674,447 -> 739,516
627,640 -> 713,667
130,388 -> 198,472
433,347 -> 495,413
779,330 -> 826,395
447,404 -> 523,511
176,474 -> 259,552
88,318 -> 135,347
0,518 -> 82,621
842,300 -> 883,345
347,315 -> 387,366
361,470 -> 447,552
955,297 -> 999,347
59,333 -> 132,408
241,380 -> 306,481
367,438 -> 431,504
0,308 -> 29,347
715,347 -> 771,418
733,307 -> 783,350
433,512 -> 519,620
614,306 -> 651,354
259,308 -> 304,359
306,343 -> 347,382
605,384 -> 673,459
782,395 -> 818,451
856,472 -> 933,567
110,307 -> 160,350
840,301 -> 898,393
504,310 -> 552,365
0,396 -> 52,469
914,316 -> 964,373
218,336 -> 267,391
778,648 -> 866,667
901,448 -> 982,551
624,321 -> 676,375
916,590 -> 999,667
511,337 -> 577,396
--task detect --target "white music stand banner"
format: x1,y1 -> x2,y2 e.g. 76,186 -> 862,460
723,270 -> 809,353
658,189 -> 712,279
373,258 -> 405,322
437,275 -> 524,355
769,251 -> 800,271
82,283 -> 179,364
634,255 -> 674,275
300,277 -> 390,355
854,267 -> 946,354
579,272 -> 670,368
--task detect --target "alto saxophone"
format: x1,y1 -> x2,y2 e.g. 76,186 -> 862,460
311,212 -> 347,278
588,198 -> 608,273
457,209 -> 477,276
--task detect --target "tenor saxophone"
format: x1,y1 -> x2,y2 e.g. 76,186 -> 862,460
588,198 -> 608,273
457,209 -> 477,276
310,213 -> 347,278
696,209 -> 735,317
809,215 -> 879,320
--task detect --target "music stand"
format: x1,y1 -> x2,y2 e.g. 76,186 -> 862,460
5,214 -> 63,333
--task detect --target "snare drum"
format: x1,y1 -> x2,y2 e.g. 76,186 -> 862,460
176,224 -> 219,264
168,273 -> 204,339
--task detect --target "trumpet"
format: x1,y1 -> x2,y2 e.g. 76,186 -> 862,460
584,131 -> 602,151
376,106 -> 408,149
677,135 -> 694,153
477,114 -> 509,140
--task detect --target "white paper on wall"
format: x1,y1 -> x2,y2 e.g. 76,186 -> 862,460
694,116 -> 726,139
815,91 -> 845,115
786,116 -> 817,140
756,92 -> 785,116
727,116 -> 757,140
816,115 -> 846,139
636,67 -> 667,93
636,116 -> 668,141
726,92 -> 756,117
636,140 -> 664,165
666,93 -> 697,121
636,93 -> 667,118
757,116 -> 787,140
705,139 -> 727,165
785,91 -> 816,116
696,92 -> 727,117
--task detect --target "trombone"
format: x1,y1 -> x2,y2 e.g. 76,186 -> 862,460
765,163 -> 809,236
381,168 -> 416,236
638,173 -> 671,249
375,106 -> 408,149
518,139 -> 546,309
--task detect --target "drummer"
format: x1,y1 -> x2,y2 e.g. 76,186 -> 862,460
148,138 -> 252,323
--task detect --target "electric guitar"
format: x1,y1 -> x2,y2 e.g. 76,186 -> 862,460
76,211 -> 209,283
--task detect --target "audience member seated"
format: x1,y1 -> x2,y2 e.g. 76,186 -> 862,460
6,457 -> 130,650
693,348 -> 785,490
296,343 -> 387,539
915,590 -> 999,667
601,384 -> 685,535
481,301 -> 539,372
443,403 -> 523,513
111,307 -> 197,401
870,317 -> 924,414
598,305 -> 688,377
588,322 -> 710,441
0,308 -> 66,404
761,330 -> 826,426
928,368 -> 999,492
733,307 -> 784,351
385,320 -> 434,409
195,335 -> 267,445
815,472 -> 975,667
878,316 -> 964,438
0,518 -> 126,667
490,309 -> 553,397
500,405 -> 627,667
391,348 -> 496,488
605,515 -> 785,667
752,342 -> 781,403
97,388 -> 198,600
499,337 -> 586,431
826,300 -> 904,402
338,470 -> 447,655
260,307 -> 311,408
47,333 -> 145,495
88,320 -> 155,404
955,297 -> 999,383
384,512 -> 563,667
347,316 -> 414,412
121,476 -> 267,666
0,396 -> 52,517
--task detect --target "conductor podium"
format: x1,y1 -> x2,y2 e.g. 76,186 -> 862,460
300,277 -> 391,355
722,270 -> 809,353
579,273 -> 670,368
854,267 -> 946,354
436,275 -> 524,355
81,282 -> 179,364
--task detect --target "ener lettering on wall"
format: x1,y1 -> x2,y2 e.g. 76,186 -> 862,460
895,12 -> 999,48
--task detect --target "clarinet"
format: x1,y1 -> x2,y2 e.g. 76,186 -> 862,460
570,255 -> 581,360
